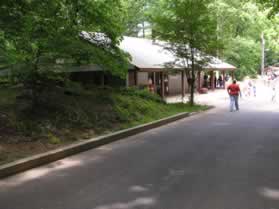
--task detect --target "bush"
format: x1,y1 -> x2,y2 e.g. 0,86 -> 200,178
0,77 -> 10,86
122,87 -> 162,102
48,133 -> 61,144
64,80 -> 85,96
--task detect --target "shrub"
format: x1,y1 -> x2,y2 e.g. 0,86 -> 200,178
121,87 -> 162,102
48,133 -> 61,144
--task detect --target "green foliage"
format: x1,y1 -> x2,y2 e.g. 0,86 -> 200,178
13,120 -> 40,137
264,15 -> 279,65
258,0 -> 279,16
0,85 -> 207,141
112,88 -> 207,126
225,37 -> 261,80
0,77 -> 10,85
213,0 -> 279,78
122,0 -> 148,36
64,80 -> 85,96
0,0 -> 130,107
122,87 -> 162,102
48,133 -> 61,144
151,0 -> 218,54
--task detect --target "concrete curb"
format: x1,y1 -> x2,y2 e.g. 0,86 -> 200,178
0,108 -> 211,179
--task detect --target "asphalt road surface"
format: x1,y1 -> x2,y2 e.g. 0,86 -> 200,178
1,96 -> 279,209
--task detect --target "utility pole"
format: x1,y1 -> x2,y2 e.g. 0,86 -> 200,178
261,32 -> 265,76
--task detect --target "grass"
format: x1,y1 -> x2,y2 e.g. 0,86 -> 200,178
0,84 -> 208,165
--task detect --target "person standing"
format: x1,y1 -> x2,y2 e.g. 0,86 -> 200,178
247,80 -> 252,97
227,80 -> 241,112
218,75 -> 223,88
271,85 -> 276,102
252,81 -> 257,97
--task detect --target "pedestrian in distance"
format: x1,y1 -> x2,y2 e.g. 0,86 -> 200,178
253,81 -> 256,97
248,80 -> 253,97
218,75 -> 223,88
227,80 -> 241,112
271,86 -> 277,103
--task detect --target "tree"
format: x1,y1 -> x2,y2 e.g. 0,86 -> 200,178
122,0 -> 157,37
151,0 -> 219,105
263,15 -> 279,65
122,0 -> 148,37
258,0 -> 279,16
213,0 -> 279,79
225,37 -> 261,79
0,0 -> 129,107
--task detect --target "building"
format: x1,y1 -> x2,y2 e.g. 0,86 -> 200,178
120,36 -> 236,98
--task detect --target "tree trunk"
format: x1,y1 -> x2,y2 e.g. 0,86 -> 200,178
28,49 -> 41,110
189,48 -> 195,106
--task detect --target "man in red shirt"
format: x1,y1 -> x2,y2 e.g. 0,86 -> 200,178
227,80 -> 241,112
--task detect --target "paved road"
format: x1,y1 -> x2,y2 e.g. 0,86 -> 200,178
1,93 -> 279,209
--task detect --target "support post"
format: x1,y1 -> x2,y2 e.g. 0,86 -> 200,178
161,72 -> 165,99
126,73 -> 129,88
231,71 -> 235,81
210,71 -> 215,90
223,71 -> 226,89
135,71 -> 138,86
153,72 -> 157,92
101,71 -> 105,88
166,74 -> 169,95
182,71 -> 185,99
197,71 -> 201,92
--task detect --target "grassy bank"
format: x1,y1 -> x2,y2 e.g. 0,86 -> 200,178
0,85 -> 208,165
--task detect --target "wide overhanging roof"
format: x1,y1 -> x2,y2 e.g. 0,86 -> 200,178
120,37 -> 183,70
204,57 -> 236,71
119,36 -> 236,71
